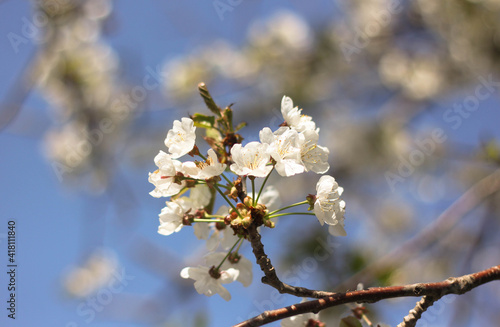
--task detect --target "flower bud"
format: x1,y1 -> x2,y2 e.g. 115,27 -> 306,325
243,196 -> 253,208
228,186 -> 239,201
211,175 -> 221,183
255,203 -> 267,212
231,218 -> 242,227
242,216 -> 252,228
264,220 -> 275,228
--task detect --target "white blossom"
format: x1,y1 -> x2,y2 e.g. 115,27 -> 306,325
281,96 -> 317,133
158,184 -> 210,236
158,200 -> 185,236
230,142 -> 273,177
299,130 -> 330,174
260,127 -> 304,177
205,252 -> 253,287
182,149 -> 227,179
148,151 -> 185,198
164,117 -> 196,158
180,266 -> 239,301
314,175 -> 346,236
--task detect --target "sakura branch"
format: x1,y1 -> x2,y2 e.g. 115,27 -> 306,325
234,264 -> 500,327
246,223 -> 336,299
147,84 -> 346,307
397,295 -> 438,327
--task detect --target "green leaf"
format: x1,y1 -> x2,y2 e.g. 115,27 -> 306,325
235,121 -> 247,132
198,83 -> 221,117
205,127 -> 222,141
192,113 -> 215,129
339,316 -> 362,327
222,107 -> 234,132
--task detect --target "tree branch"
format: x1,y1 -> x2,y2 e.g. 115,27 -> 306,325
397,295 -> 439,327
247,223 -> 336,298
233,264 -> 500,327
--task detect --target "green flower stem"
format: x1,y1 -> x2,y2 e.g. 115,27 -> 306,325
235,238 -> 244,254
193,218 -> 224,223
220,172 -> 233,186
255,167 -> 273,204
267,200 -> 309,216
267,212 -> 316,219
215,183 -> 231,189
213,184 -> 243,219
171,187 -> 189,200
251,178 -> 256,205
216,237 -> 242,271
205,186 -> 216,215
204,214 -> 225,219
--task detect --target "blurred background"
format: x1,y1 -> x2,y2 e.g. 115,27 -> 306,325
1,0 -> 500,326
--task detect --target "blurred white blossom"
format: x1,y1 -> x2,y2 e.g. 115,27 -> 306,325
314,175 -> 346,236
180,266 -> 239,301
205,252 -> 253,287
63,248 -> 118,297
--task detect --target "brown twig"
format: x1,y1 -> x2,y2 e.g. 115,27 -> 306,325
397,295 -> 439,327
233,265 -> 500,327
247,223 -> 336,298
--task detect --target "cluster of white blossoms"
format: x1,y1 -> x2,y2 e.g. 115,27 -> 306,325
148,95 -> 346,302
